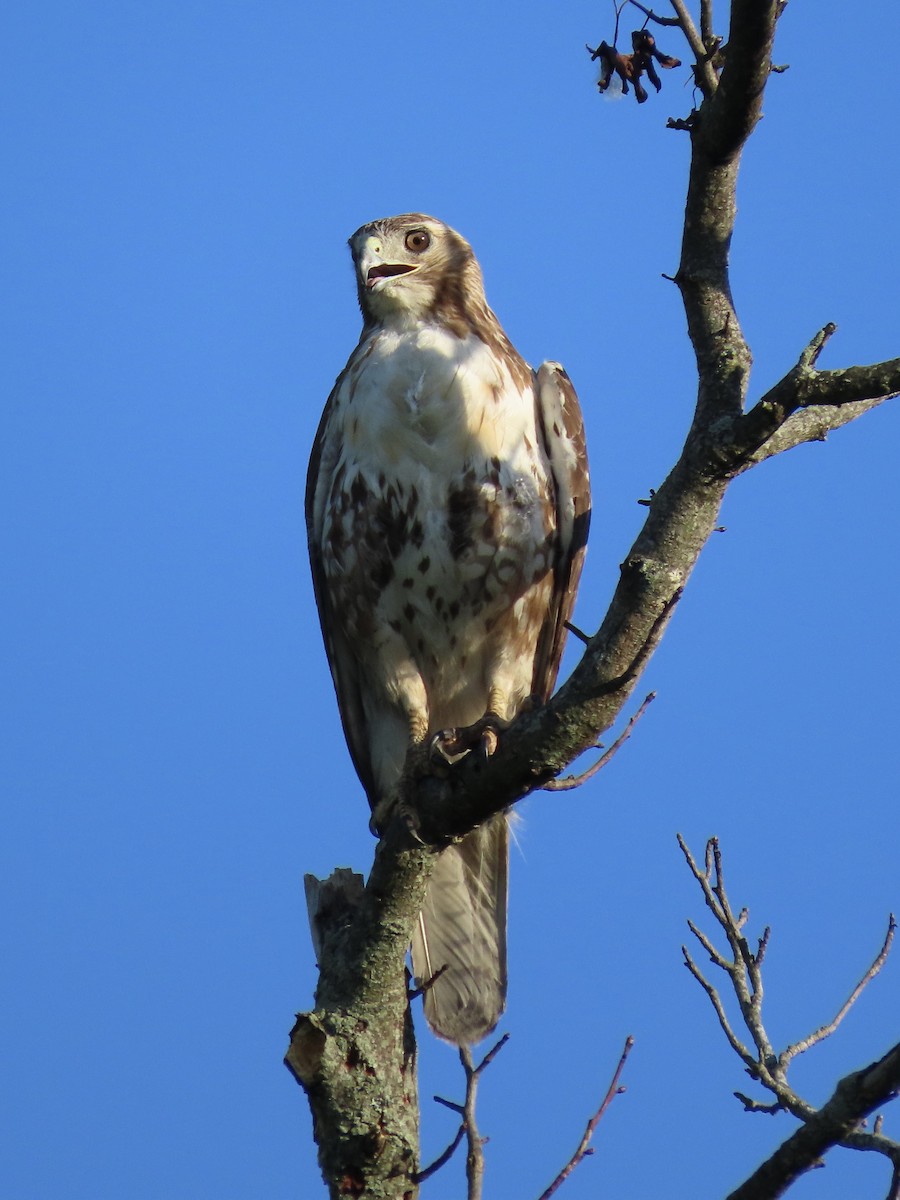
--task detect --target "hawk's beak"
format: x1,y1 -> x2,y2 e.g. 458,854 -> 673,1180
365,263 -> 417,289
358,237 -> 418,290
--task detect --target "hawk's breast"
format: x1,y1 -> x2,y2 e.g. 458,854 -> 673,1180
319,324 -> 556,721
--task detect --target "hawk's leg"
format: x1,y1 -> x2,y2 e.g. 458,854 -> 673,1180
369,709 -> 430,836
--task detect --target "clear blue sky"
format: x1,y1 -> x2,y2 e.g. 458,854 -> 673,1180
4,3 -> 899,1197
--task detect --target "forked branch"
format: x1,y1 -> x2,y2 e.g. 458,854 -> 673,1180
421,1033 -> 510,1197
680,836 -> 900,1193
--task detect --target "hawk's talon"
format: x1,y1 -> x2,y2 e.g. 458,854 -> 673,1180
430,711 -> 510,763
368,804 -> 388,838
480,726 -> 500,758
429,728 -> 465,765
369,794 -> 423,841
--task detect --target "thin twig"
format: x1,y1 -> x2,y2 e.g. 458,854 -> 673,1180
627,0 -> 681,26
687,917 -> 733,971
612,0 -> 628,46
735,1092 -> 784,1116
800,322 -> 837,369
415,1123 -> 467,1183
564,620 -> 591,645
756,926 -> 771,967
423,1034 -> 509,1193
680,837 -> 781,1078
682,942 -> 756,1069
460,1045 -> 484,1200
780,914 -> 897,1068
475,1032 -> 510,1075
407,962 -> 449,1001
678,834 -> 726,929
535,1037 -> 634,1200
544,693 -> 655,791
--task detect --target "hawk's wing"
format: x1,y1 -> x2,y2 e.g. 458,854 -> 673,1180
530,361 -> 592,701
305,363 -> 381,807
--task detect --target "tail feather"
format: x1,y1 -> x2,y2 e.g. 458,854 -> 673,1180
411,815 -> 508,1045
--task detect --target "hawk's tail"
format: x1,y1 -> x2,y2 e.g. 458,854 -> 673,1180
411,814 -> 508,1045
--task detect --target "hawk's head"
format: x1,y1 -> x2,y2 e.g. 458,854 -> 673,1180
349,213 -> 489,333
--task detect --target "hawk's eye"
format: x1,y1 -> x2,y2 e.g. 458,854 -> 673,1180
405,230 -> 431,253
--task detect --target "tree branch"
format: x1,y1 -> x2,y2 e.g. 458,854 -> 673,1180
669,0 -> 717,95
700,0 -> 781,160
680,836 -> 900,1196
535,1036 -> 634,1200
726,1044 -> 900,1200
780,914 -> 896,1068
420,1034 -> 509,1194
699,0 -> 714,47
542,691 -> 655,791
628,1 -> 681,28
730,333 -> 900,467
459,1045 -> 485,1200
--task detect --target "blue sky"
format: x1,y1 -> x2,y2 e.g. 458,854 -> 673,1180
4,2 -> 899,1197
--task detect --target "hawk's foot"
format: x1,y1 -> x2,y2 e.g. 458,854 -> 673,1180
369,739 -> 439,839
369,790 -> 424,841
430,711 -> 511,763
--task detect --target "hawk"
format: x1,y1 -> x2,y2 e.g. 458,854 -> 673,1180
306,214 -> 590,1045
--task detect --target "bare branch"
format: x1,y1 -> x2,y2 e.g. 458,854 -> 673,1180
687,917 -> 732,971
729,326 -> 900,467
735,1092 -> 784,1116
699,0 -> 714,45
544,692 -> 655,791
740,394 -> 897,468
536,1037 -> 634,1200
726,1043 -> 900,1200
669,0 -> 717,94
422,1034 -> 509,1194
628,1 -> 681,27
415,1123 -> 466,1184
564,620 -> 591,645
682,941 -> 756,1069
475,1032 -> 511,1075
460,1045 -> 485,1200
408,963 -> 449,1002
780,915 -> 897,1068
681,837 -> 900,1191
678,834 -> 727,929
700,0 -> 783,160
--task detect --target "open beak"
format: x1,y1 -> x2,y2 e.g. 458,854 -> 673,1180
358,236 -> 419,290
365,262 -> 416,289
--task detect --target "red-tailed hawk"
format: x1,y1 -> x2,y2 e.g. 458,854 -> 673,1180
306,214 -> 590,1045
